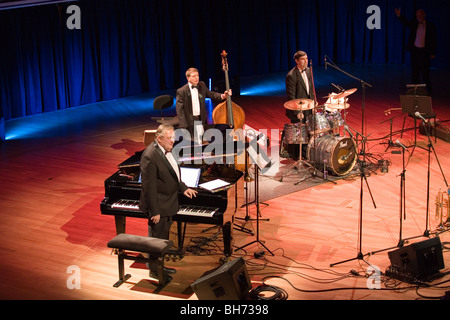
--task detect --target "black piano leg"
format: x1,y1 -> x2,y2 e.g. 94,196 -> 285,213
114,216 -> 126,234
223,222 -> 232,256
176,221 -> 186,251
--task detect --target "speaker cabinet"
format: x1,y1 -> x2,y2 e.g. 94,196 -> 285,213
388,236 -> 445,281
191,257 -> 252,300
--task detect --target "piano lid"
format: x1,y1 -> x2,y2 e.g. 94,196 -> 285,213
118,151 -> 143,169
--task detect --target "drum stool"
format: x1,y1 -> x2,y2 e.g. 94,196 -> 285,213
107,234 -> 173,291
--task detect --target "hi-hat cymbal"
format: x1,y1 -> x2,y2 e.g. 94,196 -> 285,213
284,99 -> 315,110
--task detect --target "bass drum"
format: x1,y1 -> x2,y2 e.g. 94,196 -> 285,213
307,135 -> 357,176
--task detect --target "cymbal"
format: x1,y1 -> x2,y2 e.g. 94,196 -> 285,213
323,88 -> 357,100
325,103 -> 351,110
322,93 -> 339,99
284,99 -> 315,110
335,88 -> 357,99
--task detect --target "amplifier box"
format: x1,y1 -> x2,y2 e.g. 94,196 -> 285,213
388,237 -> 445,282
419,121 -> 450,142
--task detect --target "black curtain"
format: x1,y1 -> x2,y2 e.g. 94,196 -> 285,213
1,0 -> 449,121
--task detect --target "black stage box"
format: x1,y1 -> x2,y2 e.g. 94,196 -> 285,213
191,257 -> 252,300
388,236 -> 445,281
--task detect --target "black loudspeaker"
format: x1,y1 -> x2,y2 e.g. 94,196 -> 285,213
191,257 -> 252,300
388,236 -> 445,281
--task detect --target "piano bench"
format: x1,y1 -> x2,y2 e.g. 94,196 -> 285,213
107,234 -> 173,291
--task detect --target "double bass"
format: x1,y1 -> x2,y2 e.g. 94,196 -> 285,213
212,51 -> 245,131
212,51 -> 246,172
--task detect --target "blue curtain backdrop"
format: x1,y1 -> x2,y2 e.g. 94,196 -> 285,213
1,0 -> 449,121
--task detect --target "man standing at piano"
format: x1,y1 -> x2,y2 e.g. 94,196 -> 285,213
176,67 -> 231,144
139,124 -> 197,277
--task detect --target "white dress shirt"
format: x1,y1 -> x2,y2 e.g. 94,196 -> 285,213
189,84 -> 204,144
158,143 -> 180,181
414,22 -> 426,48
299,68 -> 310,95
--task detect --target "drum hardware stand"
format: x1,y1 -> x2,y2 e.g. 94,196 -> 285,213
326,58 -> 376,268
236,162 -> 274,256
279,108 -> 314,182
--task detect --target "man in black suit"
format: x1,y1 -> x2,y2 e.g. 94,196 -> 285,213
176,67 -> 230,144
139,124 -> 197,277
284,51 -> 315,159
395,8 -> 437,95
285,51 -> 315,124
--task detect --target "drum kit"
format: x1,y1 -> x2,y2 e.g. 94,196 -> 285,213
281,88 -> 358,178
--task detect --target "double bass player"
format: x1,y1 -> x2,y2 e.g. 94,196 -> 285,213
176,67 -> 231,144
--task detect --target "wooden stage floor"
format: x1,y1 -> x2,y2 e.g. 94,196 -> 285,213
0,64 -> 449,303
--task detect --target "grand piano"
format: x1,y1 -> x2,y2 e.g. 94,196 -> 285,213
100,144 -> 244,257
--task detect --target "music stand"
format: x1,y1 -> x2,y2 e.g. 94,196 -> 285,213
235,143 -> 274,256
400,95 -> 433,153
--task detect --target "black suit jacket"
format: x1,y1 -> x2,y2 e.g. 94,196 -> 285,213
285,67 -> 315,122
139,141 -> 188,220
398,16 -> 437,56
176,81 -> 223,136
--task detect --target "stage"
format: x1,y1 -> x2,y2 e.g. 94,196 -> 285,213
0,64 -> 449,302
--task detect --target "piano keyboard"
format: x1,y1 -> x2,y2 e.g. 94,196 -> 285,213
177,205 -> 219,217
110,200 -> 219,217
111,199 -> 140,211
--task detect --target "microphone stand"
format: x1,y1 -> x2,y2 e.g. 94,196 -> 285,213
325,59 -> 376,267
419,117 -> 448,237
370,145 -> 410,255
370,117 -> 449,256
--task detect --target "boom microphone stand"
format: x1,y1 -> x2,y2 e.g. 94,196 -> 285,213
325,57 -> 376,267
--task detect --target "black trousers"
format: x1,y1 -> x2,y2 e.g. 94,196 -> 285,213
410,47 -> 432,95
147,216 -> 173,272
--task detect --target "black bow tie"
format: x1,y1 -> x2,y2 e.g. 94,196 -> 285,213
191,85 -> 198,90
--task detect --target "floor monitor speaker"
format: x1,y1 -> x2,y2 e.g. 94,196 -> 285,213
191,257 -> 251,300
388,236 -> 444,281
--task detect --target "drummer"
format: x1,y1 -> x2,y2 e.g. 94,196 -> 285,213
285,50 -> 315,124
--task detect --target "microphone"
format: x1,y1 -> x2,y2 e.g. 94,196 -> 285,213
344,125 -> 354,139
332,83 -> 345,92
415,111 -> 427,122
339,152 -> 353,162
395,139 -> 408,150
324,56 -> 327,71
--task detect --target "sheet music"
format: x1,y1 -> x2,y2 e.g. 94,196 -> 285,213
199,179 -> 230,191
